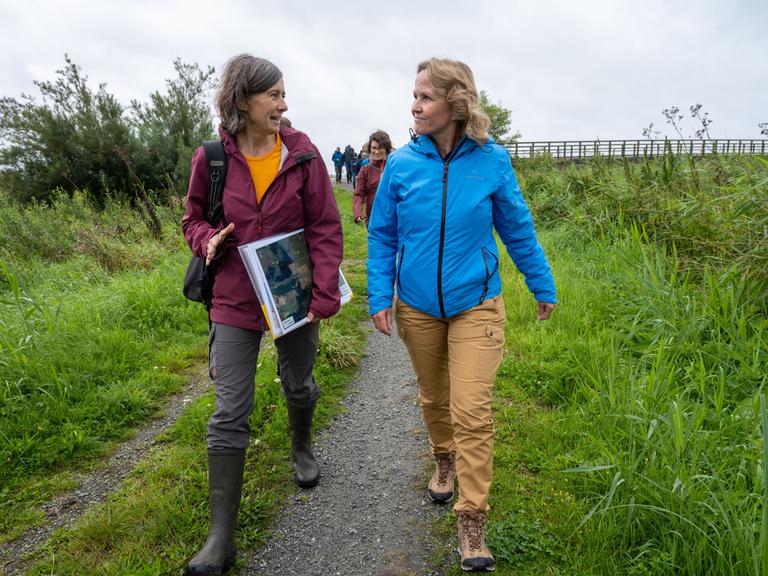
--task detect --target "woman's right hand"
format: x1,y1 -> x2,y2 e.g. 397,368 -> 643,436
372,307 -> 393,336
206,223 -> 235,266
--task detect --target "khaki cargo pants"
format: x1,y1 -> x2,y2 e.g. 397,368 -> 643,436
394,295 -> 505,512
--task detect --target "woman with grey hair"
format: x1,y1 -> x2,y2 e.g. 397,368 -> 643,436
182,53 -> 343,575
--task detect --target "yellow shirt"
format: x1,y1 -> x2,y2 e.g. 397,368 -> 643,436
244,134 -> 282,203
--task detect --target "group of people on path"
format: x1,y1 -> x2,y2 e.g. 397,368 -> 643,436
331,143 -> 367,186
182,52 -> 556,575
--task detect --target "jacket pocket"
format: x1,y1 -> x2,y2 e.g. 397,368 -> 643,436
478,246 -> 499,304
396,244 -> 406,294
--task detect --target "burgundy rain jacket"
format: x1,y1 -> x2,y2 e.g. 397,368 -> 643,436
182,126 -> 343,332
352,158 -> 386,224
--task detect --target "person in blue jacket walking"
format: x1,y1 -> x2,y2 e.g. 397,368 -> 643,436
367,57 -> 556,572
331,146 -> 344,183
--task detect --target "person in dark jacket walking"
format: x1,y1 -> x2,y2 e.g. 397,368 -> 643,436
331,146 -> 344,183
367,58 -> 556,572
353,130 -> 392,225
182,53 -> 343,576
343,144 -> 355,183
350,151 -> 362,188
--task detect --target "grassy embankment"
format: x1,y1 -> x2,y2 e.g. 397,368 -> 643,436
0,189 -> 368,574
475,153 -> 768,575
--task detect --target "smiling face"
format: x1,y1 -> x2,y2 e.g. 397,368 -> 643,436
411,69 -> 456,142
369,140 -> 387,162
240,78 -> 288,137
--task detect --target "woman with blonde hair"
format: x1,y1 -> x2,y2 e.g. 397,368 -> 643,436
367,58 -> 556,572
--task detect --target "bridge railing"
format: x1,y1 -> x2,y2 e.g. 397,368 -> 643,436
506,139 -> 768,160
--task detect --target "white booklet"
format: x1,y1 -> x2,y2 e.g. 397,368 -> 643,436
238,228 -> 352,338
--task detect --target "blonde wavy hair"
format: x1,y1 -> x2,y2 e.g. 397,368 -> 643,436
416,58 -> 490,145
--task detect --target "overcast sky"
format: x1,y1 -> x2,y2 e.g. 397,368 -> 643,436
1,0 -> 765,165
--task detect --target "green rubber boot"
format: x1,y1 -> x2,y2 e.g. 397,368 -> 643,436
287,402 -> 320,488
186,450 -> 246,575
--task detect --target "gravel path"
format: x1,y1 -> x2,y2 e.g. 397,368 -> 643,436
245,323 -> 452,576
0,365 -> 211,576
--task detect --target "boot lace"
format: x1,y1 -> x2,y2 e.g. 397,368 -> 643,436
459,512 -> 486,551
436,453 -> 454,484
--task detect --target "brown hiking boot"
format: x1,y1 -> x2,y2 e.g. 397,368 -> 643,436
427,451 -> 456,503
456,510 -> 495,572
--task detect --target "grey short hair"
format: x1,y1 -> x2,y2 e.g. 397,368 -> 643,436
216,54 -> 283,135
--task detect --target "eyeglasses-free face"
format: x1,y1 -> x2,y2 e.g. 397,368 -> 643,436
411,70 -> 454,141
240,79 -> 288,137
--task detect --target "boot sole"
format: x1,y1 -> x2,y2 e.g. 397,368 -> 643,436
295,474 -> 320,489
186,550 -> 236,575
427,489 -> 454,503
456,547 -> 496,572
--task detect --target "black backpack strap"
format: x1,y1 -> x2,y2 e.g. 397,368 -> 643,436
202,140 -> 227,225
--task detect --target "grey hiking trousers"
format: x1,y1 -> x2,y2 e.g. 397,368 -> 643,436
207,321 -> 320,452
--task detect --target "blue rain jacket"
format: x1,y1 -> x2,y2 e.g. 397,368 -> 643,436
367,134 -> 556,318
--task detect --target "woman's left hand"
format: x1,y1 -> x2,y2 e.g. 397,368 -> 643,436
537,301 -> 556,321
306,311 -> 320,323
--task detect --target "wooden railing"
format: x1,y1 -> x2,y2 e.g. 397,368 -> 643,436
506,139 -> 768,160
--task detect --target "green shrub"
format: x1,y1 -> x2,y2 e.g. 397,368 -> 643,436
0,55 -> 215,205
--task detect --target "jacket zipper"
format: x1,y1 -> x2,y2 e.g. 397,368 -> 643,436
252,153 -> 307,234
436,137 -> 466,318
396,244 -> 405,293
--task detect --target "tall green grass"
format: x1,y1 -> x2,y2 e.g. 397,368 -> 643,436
0,190 -> 199,539
560,229 -> 766,574
517,154 -> 768,298
487,153 -> 768,575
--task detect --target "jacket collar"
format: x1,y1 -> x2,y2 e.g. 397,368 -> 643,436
410,133 -> 484,161
218,125 -> 316,164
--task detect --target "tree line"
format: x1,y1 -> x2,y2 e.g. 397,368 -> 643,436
0,56 -> 520,211
0,55 -> 216,209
